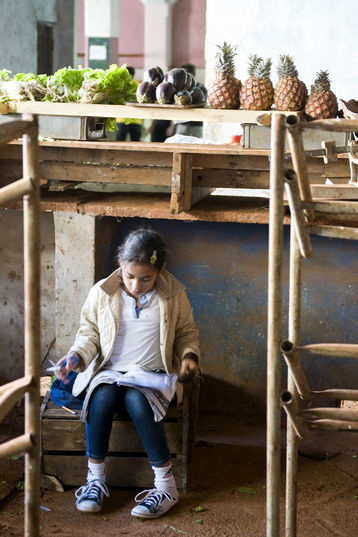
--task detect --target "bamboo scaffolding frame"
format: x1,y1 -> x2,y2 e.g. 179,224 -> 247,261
285,227 -> 301,537
303,200 -> 358,215
302,118 -> 358,132
280,341 -> 311,401
310,419 -> 358,431
0,119 -> 33,146
284,170 -> 312,258
302,407 -> 358,421
267,112 -> 286,537
0,177 -> 34,206
281,391 -> 309,439
22,113 -> 40,537
309,224 -> 358,240
312,388 -> 358,400
285,117 -> 313,220
0,433 -> 34,458
0,375 -> 35,423
299,343 -> 358,358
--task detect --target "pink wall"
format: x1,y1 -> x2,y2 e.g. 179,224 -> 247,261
171,0 -> 206,69
76,0 -> 206,71
118,0 -> 145,70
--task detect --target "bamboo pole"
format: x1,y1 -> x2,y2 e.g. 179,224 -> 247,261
302,118 -> 358,132
0,375 -> 35,423
299,343 -> 358,358
281,391 -> 309,439
0,434 -> 34,458
310,419 -> 358,431
280,341 -> 312,401
309,224 -> 358,241
303,200 -> 358,215
22,114 -> 40,537
267,112 -> 286,537
285,117 -> 313,221
303,407 -> 358,421
312,388 -> 358,400
0,177 -> 34,206
0,119 -> 33,146
285,227 -> 301,537
284,170 -> 312,258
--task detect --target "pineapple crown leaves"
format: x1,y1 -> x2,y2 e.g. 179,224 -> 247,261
310,70 -> 331,93
214,42 -> 238,79
247,54 -> 272,80
277,54 -> 299,79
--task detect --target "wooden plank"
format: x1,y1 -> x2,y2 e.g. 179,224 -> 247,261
42,419 -> 182,452
170,153 -> 193,213
42,454 -> 184,489
311,184 -> 358,199
40,162 -> 171,185
14,101 -> 301,124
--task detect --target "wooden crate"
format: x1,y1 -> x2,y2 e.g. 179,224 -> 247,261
40,380 -> 199,493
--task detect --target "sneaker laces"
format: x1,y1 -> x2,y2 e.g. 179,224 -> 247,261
75,479 -> 109,502
134,488 -> 175,513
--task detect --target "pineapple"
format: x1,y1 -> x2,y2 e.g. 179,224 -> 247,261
240,54 -> 273,110
305,70 -> 338,120
274,54 -> 307,111
207,42 -> 241,109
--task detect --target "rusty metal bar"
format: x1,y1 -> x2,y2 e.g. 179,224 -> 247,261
0,433 -> 34,458
309,225 -> 358,241
281,391 -> 309,439
299,343 -> 358,358
280,341 -> 312,401
0,177 -> 34,206
0,119 -> 33,146
267,112 -> 286,537
22,114 -> 40,537
286,228 -> 302,537
285,116 -> 313,221
284,170 -> 312,259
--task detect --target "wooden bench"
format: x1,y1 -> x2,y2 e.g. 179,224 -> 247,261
40,379 -> 200,493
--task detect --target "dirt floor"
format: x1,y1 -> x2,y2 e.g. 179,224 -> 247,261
1,407 -> 358,537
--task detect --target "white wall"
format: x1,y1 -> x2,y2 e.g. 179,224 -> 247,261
204,0 -> 357,142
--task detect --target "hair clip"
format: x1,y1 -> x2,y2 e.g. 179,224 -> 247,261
150,250 -> 157,264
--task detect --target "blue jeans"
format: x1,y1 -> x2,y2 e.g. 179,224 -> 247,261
86,383 -> 171,467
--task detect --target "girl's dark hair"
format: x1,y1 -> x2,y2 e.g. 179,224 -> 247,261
117,228 -> 167,271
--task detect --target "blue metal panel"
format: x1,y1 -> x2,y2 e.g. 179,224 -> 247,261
100,218 -> 358,414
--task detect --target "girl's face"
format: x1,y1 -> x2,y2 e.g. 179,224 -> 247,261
121,262 -> 160,297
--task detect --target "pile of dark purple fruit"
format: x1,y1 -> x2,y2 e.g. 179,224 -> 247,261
136,66 -> 207,106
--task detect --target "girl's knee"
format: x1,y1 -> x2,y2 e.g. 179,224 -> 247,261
124,388 -> 151,419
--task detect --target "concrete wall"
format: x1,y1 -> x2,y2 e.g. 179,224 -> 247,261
0,209 -> 56,384
205,0 -> 358,142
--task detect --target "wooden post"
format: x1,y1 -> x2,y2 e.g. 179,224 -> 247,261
267,112 -> 286,537
22,114 -> 40,537
281,391 -> 308,439
170,153 -> 193,214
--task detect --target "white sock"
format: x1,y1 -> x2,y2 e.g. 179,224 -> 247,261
87,460 -> 106,483
152,461 -> 177,496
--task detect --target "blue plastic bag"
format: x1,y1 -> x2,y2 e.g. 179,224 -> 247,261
50,371 -> 84,410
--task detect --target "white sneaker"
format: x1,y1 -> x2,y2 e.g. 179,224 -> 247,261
75,479 -> 109,513
131,488 -> 178,519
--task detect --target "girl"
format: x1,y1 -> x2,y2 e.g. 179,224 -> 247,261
54,228 -> 200,518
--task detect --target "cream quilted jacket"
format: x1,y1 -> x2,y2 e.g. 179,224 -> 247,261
71,268 -> 200,398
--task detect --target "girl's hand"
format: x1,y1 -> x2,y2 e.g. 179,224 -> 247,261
178,356 -> 199,383
54,353 -> 80,384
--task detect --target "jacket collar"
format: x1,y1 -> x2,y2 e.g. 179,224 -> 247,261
99,268 -> 180,298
